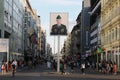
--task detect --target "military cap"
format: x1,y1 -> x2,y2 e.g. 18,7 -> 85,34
56,15 -> 61,19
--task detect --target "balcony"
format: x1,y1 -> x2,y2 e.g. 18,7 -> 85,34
101,7 -> 120,29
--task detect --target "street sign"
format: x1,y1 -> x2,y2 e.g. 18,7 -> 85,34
0,39 -> 9,52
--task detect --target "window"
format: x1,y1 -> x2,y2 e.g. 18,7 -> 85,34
4,23 -> 6,28
4,11 -> 8,19
18,24 -> 20,30
10,16 -> 12,21
119,27 -> 120,39
116,27 -> 117,40
8,6 -> 12,15
112,30 -> 114,41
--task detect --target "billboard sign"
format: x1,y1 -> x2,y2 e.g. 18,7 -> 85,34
50,13 -> 68,36
0,39 -> 9,52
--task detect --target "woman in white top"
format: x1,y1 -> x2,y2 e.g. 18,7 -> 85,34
81,63 -> 85,74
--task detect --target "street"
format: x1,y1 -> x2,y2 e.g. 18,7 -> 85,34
0,0 -> 120,80
0,64 -> 120,80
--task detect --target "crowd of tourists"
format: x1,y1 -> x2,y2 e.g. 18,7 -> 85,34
98,61 -> 117,75
46,56 -> 86,75
46,56 -> 118,75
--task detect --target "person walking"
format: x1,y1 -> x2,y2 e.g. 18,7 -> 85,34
106,62 -> 110,74
113,62 -> 117,75
11,60 -> 17,77
60,60 -> 64,74
81,63 -> 85,75
1,63 -> 6,75
47,60 -> 51,69
70,59 -> 74,73
110,61 -> 113,74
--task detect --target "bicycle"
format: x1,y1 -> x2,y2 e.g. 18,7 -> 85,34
12,64 -> 16,77
12,68 -> 15,77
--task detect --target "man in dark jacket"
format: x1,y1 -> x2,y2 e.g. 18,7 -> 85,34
51,15 -> 67,35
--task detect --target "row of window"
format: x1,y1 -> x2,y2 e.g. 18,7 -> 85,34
4,0 -> 23,36
4,10 -> 22,34
101,1 -> 120,24
101,26 -> 120,44
4,10 -> 12,24
4,0 -> 23,24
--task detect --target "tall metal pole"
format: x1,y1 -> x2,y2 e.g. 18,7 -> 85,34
54,36 -> 55,54
57,35 -> 60,73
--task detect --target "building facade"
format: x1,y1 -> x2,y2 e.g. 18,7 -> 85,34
46,43 -> 52,60
81,0 -> 91,58
0,0 -> 24,61
101,0 -> 120,71
41,31 -> 46,58
23,0 -> 39,63
62,33 -> 71,56
37,16 -> 42,56
88,0 -> 101,62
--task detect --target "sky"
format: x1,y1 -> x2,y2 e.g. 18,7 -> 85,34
29,0 -> 82,54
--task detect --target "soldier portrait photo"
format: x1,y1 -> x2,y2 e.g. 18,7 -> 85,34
50,13 -> 68,35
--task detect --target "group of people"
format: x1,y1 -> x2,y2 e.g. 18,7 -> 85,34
47,57 -> 118,75
1,60 -> 18,75
98,61 -> 117,74
46,57 -> 86,75
47,60 -> 57,70
60,59 -> 86,75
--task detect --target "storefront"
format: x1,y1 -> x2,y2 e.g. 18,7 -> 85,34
101,47 -> 120,71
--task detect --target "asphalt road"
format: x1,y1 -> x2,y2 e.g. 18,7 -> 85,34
0,64 -> 120,80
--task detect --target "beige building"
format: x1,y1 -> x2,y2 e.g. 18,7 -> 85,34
101,0 -> 120,71
64,33 -> 71,56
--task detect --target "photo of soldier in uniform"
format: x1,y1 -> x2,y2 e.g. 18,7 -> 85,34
50,13 -> 68,35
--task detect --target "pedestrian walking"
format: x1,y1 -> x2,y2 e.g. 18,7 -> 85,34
11,60 -> 17,77
1,63 -> 6,75
60,60 -> 64,74
81,63 -> 85,75
106,62 -> 110,74
47,60 -> 51,69
64,59 -> 67,73
102,61 -> 106,74
70,59 -> 74,73
8,61 -> 11,72
110,62 -> 113,73
113,62 -> 117,75
98,61 -> 102,72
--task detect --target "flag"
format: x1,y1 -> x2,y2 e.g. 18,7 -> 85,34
97,47 -> 102,53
